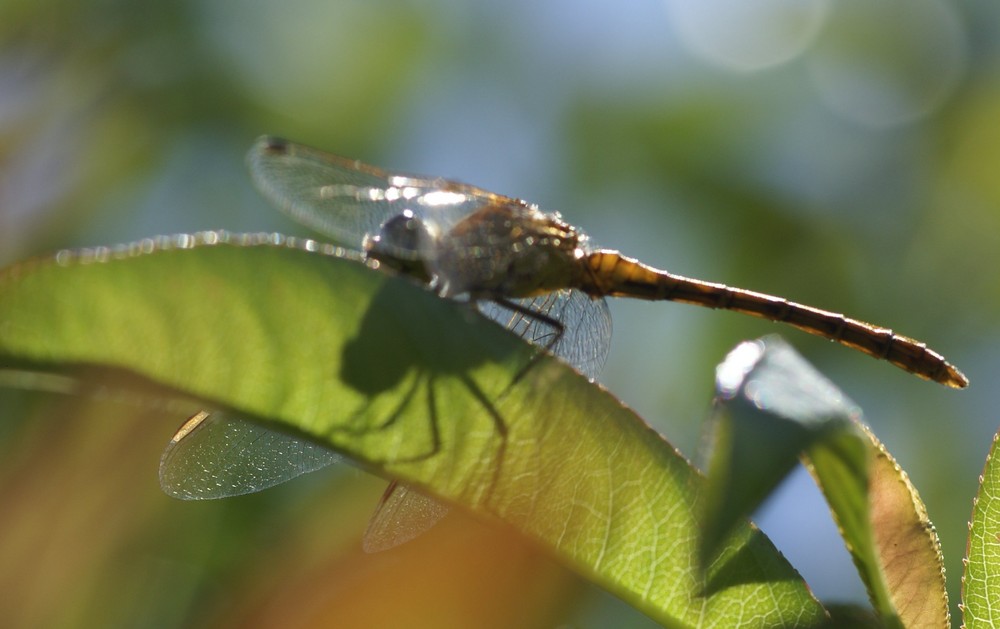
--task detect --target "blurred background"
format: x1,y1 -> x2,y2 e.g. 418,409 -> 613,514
1,0 -> 998,626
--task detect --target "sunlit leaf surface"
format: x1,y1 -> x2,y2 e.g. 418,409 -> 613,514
0,234 -> 827,626
964,432 -> 1000,628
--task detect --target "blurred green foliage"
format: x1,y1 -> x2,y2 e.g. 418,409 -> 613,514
1,0 -> 998,626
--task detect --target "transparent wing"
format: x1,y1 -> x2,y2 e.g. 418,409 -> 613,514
159,410 -> 340,500
247,136 -> 505,249
477,289 -> 612,381
362,481 -> 450,553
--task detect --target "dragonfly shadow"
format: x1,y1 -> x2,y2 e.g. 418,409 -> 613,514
333,279 -> 522,498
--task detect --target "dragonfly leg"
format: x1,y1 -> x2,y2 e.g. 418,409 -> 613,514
486,296 -> 567,391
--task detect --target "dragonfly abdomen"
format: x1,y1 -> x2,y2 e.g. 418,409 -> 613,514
580,250 -> 968,388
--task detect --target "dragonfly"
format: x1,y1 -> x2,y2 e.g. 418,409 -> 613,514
160,136 -> 967,550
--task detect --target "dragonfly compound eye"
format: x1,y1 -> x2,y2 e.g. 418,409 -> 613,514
367,210 -> 433,254
364,209 -> 434,282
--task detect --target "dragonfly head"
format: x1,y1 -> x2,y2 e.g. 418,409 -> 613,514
364,209 -> 435,284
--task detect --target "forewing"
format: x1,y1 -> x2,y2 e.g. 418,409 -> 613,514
247,136 -> 501,249
159,410 -> 340,500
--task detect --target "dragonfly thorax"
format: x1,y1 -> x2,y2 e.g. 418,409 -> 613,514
433,202 -> 587,299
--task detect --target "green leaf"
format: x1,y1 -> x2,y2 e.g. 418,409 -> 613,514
702,338 -> 865,565
964,432 -> 1000,627
0,233 -> 827,627
703,337 -> 948,628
